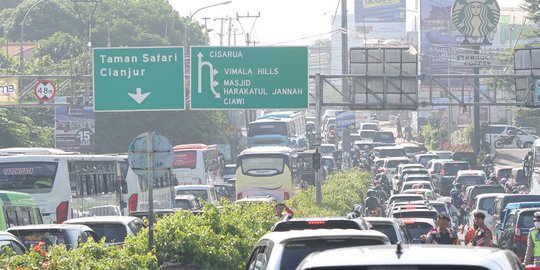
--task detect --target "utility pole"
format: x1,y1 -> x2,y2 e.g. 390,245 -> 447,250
214,17 -> 228,46
227,17 -> 233,46
236,12 -> 260,46
341,0 -> 349,103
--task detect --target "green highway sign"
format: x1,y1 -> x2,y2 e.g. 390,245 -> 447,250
93,47 -> 184,111
190,46 -> 308,109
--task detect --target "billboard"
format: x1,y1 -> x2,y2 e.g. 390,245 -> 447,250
0,77 -> 19,105
354,0 -> 406,40
54,97 -> 95,153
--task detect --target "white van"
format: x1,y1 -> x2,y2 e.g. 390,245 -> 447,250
485,125 -> 537,148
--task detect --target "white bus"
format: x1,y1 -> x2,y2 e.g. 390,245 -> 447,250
173,144 -> 223,185
0,153 -> 140,223
248,111 -> 308,150
235,146 -> 299,202
531,139 -> 540,194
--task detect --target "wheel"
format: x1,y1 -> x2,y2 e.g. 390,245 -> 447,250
494,139 -> 504,149
523,141 -> 533,148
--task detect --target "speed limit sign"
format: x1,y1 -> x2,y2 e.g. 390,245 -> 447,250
34,80 -> 57,102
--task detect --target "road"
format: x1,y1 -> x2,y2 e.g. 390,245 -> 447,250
494,147 -> 528,167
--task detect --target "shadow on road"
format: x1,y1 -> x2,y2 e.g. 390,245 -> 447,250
495,149 -> 523,167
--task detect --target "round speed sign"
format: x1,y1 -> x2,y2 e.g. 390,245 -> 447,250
34,80 -> 57,102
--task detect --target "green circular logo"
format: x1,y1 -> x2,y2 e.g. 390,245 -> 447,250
452,0 -> 500,43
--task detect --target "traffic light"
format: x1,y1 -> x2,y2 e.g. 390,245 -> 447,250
312,149 -> 321,170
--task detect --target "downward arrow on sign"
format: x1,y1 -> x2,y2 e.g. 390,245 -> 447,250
128,88 -> 151,104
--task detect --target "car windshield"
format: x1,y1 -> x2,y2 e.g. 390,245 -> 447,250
405,222 -> 434,240
223,166 -> 236,175
387,160 -> 409,168
14,230 -> 66,250
431,204 -> 445,213
0,162 -> 58,194
519,213 -> 534,231
393,211 -> 437,220
87,224 -> 127,243
457,176 -> 485,186
370,224 -> 398,243
377,149 -> 406,158
174,199 -> 193,209
320,146 -> 335,155
497,169 -> 512,178
362,124 -> 378,130
479,197 -> 496,211
176,190 -> 208,201
280,238 -> 385,270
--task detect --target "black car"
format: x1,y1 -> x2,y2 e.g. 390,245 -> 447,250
436,161 -> 470,196
373,131 -> 396,144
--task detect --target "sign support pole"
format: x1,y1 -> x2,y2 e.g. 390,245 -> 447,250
315,73 -> 322,205
473,46 -> 481,156
147,132 -> 154,251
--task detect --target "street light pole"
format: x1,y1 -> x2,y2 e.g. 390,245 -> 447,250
19,0 -> 48,73
183,0 -> 232,49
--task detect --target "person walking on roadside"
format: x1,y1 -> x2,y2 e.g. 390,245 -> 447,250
404,123 -> 413,142
421,213 -> 460,245
396,114 -> 403,138
524,212 -> 540,266
466,211 -> 493,247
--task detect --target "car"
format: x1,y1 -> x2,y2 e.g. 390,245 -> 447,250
414,153 -> 439,168
388,194 -> 425,206
372,146 -> 406,159
400,181 -> 434,194
358,130 -> 376,142
396,163 -> 425,176
362,217 -> 412,244
436,160 -> 471,196
271,217 -> 371,232
511,167 -> 530,188
464,185 -> 505,209
296,245 -> 523,270
214,183 -> 236,201
0,231 -> 27,255
486,124 -> 537,148
489,194 -> 540,245
399,218 -> 437,244
63,216 -> 145,245
174,185 -> 220,207
494,166 -> 513,180
391,208 -> 439,221
173,194 -> 203,210
498,207 -> 540,261
245,229 -> 390,270
87,205 -> 122,217
8,224 -> 97,250
387,204 -> 432,218
359,122 -> 379,132
425,158 -> 453,182
402,174 -> 431,184
428,150 -> 454,159
401,189 -> 437,200
451,151 -> 478,166
396,168 -> 430,191
222,164 -> 237,183
379,157 -> 410,184
454,170 -> 487,187
373,131 -> 396,144
319,143 -> 337,157
400,143 -> 422,161
467,193 -> 506,230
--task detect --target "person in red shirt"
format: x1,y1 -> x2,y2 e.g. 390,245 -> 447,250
467,211 -> 493,247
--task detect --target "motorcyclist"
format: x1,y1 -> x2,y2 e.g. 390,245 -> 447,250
487,173 -> 498,185
364,189 -> 381,216
374,183 -> 388,203
380,174 -> 391,195
346,204 -> 364,219
482,154 -> 494,174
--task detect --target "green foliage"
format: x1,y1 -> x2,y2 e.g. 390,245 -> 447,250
288,169 -> 371,217
0,239 -> 158,269
0,108 -> 54,148
514,109 -> 540,134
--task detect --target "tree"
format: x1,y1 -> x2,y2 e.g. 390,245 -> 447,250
0,108 -> 54,148
522,0 -> 540,38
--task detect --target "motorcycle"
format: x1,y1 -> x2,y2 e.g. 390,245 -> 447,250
365,209 -> 380,217
493,134 -> 523,149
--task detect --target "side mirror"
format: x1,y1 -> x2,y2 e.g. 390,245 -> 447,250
496,223 -> 502,230
488,208 -> 493,215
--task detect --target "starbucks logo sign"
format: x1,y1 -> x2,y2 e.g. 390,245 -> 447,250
452,0 -> 500,44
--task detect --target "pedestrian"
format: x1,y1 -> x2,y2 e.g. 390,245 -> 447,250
524,212 -> 540,266
396,114 -> 403,138
466,211 -> 493,247
404,123 -> 413,142
420,213 -> 460,245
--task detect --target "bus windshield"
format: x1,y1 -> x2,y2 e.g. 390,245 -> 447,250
0,162 -> 58,194
241,156 -> 285,175
248,122 -> 287,136
173,151 -> 197,169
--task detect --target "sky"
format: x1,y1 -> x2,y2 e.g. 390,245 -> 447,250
170,0 -> 525,46
170,0 -> 339,46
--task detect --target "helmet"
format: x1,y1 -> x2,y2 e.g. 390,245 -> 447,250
367,189 -> 375,196
454,183 -> 462,190
487,180 -> 496,185
450,189 -> 459,196
485,154 -> 491,159
519,185 -> 528,191
375,174 -> 381,180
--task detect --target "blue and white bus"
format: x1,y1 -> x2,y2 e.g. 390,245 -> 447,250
247,111 -> 307,150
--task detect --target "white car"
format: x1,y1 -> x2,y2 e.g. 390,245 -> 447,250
296,245 -> 523,270
245,229 -> 390,270
468,193 -> 506,230
63,216 -> 145,245
175,185 -> 220,207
